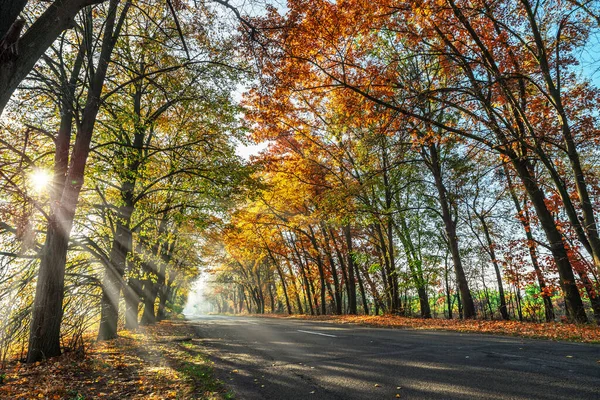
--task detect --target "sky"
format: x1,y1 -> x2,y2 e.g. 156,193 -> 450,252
235,140 -> 269,160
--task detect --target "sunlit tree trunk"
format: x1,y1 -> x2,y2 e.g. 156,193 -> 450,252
27,0 -> 126,362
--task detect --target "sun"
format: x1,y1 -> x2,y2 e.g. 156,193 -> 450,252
30,169 -> 52,193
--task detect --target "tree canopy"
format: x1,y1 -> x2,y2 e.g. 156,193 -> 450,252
0,0 -> 600,366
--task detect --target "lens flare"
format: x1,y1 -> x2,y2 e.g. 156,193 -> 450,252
30,169 -> 52,192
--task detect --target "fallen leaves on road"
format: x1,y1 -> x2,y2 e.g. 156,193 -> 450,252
251,314 -> 600,343
0,321 -> 230,400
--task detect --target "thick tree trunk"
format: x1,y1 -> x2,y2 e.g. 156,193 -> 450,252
0,0 -> 106,115
511,158 -> 587,323
24,30 -> 83,361
0,1 -> 28,40
124,278 -> 141,329
156,287 -> 167,321
26,0 -> 127,362
140,279 -> 157,325
26,217 -> 69,362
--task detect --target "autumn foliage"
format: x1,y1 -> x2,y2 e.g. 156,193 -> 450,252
202,0 -> 600,328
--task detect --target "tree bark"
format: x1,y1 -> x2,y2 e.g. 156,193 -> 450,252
504,165 -> 555,322
140,279 -> 157,325
427,144 -> 475,319
124,278 -> 141,329
344,224 -> 358,314
477,213 -> 509,320
511,157 -> 588,323
0,0 -> 106,115
27,0 -> 125,362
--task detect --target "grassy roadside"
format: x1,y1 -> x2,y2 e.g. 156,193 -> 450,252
0,321 -> 232,400
246,313 -> 600,343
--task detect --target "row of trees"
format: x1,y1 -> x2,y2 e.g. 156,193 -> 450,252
202,0 -> 600,325
0,0 -> 248,364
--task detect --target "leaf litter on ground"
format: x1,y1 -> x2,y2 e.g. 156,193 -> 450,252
0,320 -> 231,400
250,314 -> 600,343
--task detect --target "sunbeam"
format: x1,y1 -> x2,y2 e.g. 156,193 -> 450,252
29,169 -> 52,193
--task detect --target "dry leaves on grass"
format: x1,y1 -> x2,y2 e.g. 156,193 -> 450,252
0,321 -> 230,400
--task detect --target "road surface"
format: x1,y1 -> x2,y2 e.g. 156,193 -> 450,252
186,315 -> 600,399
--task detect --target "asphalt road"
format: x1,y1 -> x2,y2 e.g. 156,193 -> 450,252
186,315 -> 600,399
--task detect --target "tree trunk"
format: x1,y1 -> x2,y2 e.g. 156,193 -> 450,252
344,224 -> 358,314
140,279 -> 157,325
511,157 -> 587,323
395,214 -> 431,318
504,166 -> 555,322
444,249 -> 453,319
321,224 -> 342,315
272,257 -> 292,314
306,226 -> 328,315
124,278 -> 141,329
427,144 -> 475,318
98,221 -> 130,340
27,0 -> 127,362
523,0 -> 600,276
355,261 -> 369,314
0,0 -> 107,115
26,218 -> 69,362
477,213 -> 509,320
